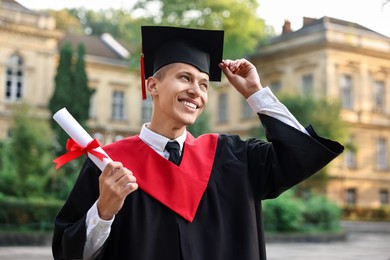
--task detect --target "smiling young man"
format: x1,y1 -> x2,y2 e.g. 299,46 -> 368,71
52,26 -> 344,260
147,62 -> 209,138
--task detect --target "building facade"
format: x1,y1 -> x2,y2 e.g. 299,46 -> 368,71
0,0 -> 61,138
248,17 -> 390,208
1,1 -> 390,208
0,0 -> 142,144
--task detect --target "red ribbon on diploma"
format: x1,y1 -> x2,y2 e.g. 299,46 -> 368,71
53,138 -> 107,169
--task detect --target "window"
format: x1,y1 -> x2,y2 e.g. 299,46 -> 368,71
345,188 -> 357,206
380,189 -> 389,205
241,99 -> 252,120
302,74 -> 313,95
341,74 -> 353,109
141,95 -> 153,123
373,80 -> 385,112
345,149 -> 357,169
5,54 -> 24,101
218,93 -> 227,123
345,136 -> 357,169
376,138 -> 388,171
112,91 -> 125,120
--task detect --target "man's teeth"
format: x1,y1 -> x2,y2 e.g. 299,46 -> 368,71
181,101 -> 197,109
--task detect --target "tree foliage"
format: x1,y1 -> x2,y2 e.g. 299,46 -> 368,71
73,43 -> 95,127
49,42 -> 74,147
48,9 -> 84,34
278,94 -> 346,142
48,42 -> 93,154
54,0 -> 270,64
0,104 -> 55,198
48,42 -> 93,184
131,0 -> 267,59
263,190 -> 341,232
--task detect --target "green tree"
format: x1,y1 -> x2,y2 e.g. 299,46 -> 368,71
48,9 -> 84,34
0,139 -> 17,196
48,42 -> 93,185
132,0 -> 268,59
72,43 -> 94,129
66,8 -> 141,68
49,42 -> 93,152
0,104 -> 56,198
278,94 -> 346,141
56,3 -> 272,68
49,42 -> 75,155
68,8 -> 140,39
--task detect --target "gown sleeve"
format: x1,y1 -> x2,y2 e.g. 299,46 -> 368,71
248,114 -> 344,200
52,159 -> 101,259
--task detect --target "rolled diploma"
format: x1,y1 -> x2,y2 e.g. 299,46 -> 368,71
53,107 -> 113,171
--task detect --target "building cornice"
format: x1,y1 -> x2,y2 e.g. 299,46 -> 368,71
252,19 -> 390,61
0,22 -> 63,39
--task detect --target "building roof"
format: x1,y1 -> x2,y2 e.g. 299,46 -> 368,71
270,16 -> 390,44
58,33 -> 130,64
1,0 -> 32,12
252,16 -> 390,60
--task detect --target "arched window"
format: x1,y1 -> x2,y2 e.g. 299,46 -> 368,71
5,54 -> 24,101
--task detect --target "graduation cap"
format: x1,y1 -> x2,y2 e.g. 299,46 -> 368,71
140,26 -> 224,99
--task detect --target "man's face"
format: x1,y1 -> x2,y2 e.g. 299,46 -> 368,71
149,63 -> 209,128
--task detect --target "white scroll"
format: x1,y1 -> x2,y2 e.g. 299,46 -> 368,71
53,107 -> 112,171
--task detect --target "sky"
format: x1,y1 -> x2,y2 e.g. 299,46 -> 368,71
17,0 -> 390,38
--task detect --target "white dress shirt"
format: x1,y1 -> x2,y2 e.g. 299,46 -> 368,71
82,87 -> 308,259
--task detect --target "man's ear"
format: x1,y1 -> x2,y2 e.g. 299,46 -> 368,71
146,77 -> 158,96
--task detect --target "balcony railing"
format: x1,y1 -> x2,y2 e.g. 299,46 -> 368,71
0,3 -> 55,30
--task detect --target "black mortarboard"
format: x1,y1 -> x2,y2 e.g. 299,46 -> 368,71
140,26 -> 224,99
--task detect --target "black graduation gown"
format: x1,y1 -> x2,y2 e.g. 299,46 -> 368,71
52,114 -> 344,260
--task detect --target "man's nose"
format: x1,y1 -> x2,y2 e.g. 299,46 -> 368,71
187,83 -> 202,97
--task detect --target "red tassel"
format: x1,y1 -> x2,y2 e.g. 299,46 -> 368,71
140,52 -> 146,100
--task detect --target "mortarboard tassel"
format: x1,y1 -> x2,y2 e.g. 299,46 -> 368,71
140,52 -> 146,100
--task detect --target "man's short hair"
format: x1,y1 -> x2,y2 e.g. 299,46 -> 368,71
152,63 -> 176,81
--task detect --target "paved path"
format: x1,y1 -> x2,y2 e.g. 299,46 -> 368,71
0,221 -> 389,259
267,232 -> 390,259
267,221 -> 390,260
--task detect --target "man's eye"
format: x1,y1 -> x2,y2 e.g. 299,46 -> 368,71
200,83 -> 209,90
181,75 -> 190,81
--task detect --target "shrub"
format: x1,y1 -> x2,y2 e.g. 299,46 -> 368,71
0,195 -> 63,231
263,191 -> 341,233
263,191 -> 304,232
302,195 -> 341,231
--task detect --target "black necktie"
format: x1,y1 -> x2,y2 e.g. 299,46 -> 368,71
165,141 -> 181,165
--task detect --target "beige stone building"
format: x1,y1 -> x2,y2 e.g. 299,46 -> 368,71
1,0 -> 390,209
0,0 -> 142,144
247,17 -> 390,208
0,0 -> 61,138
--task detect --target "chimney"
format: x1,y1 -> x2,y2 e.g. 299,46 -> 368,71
303,17 -> 316,27
282,20 -> 291,34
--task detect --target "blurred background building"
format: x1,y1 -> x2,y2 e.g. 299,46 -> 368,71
1,0 -> 389,210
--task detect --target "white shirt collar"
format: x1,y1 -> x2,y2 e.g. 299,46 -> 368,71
139,123 -> 187,153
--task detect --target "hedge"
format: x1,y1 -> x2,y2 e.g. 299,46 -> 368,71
263,191 -> 341,233
0,195 -> 63,231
